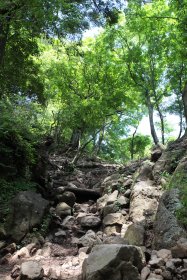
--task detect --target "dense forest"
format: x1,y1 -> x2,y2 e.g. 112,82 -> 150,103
0,0 -> 187,179
1,1 -> 187,279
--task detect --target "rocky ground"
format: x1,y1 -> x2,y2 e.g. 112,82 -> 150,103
0,139 -> 187,280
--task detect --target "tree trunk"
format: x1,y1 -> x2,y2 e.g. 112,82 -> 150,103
94,126 -> 105,155
156,104 -> 165,145
182,82 -> 187,129
130,125 -> 138,160
146,92 -> 159,145
70,129 -> 81,149
177,92 -> 184,139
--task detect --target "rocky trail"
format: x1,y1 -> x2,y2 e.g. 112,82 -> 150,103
1,139 -> 187,280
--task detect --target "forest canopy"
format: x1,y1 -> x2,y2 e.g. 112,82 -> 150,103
0,0 -> 187,172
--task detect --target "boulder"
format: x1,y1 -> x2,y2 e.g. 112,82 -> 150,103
20,261 -> 44,280
153,189 -> 187,249
117,196 -> 129,207
80,216 -> 101,228
123,179 -> 133,189
103,236 -> 128,245
153,136 -> 187,183
123,223 -> 145,246
5,191 -> 49,242
97,194 -> 109,211
147,273 -> 163,280
104,225 -> 121,236
136,161 -> 154,181
56,191 -> 76,207
82,244 -> 145,280
129,180 -> 161,225
171,238 -> 187,258
151,145 -> 164,162
141,267 -> 150,280
156,249 -> 172,261
78,230 -> 102,248
107,190 -> 119,205
62,216 -> 76,229
124,189 -> 131,198
55,202 -> 72,217
103,213 -> 125,226
103,204 -> 119,217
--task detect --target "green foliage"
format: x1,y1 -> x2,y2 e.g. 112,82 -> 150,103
176,186 -> 187,226
32,213 -> 52,236
0,0 -> 186,175
0,98 -> 46,177
100,133 -> 151,163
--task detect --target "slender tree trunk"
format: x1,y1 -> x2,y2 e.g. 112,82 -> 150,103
130,125 -> 138,160
182,82 -> 187,129
155,104 -> 165,145
177,88 -> 184,139
146,92 -> 159,145
94,126 -> 105,155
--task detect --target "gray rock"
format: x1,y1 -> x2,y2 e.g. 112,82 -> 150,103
136,161 -> 154,181
20,261 -> 44,280
103,213 -> 125,226
124,223 -> 145,246
153,190 -> 187,249
82,244 -> 145,280
103,236 -> 128,245
141,266 -> 150,280
78,230 -> 102,247
153,136 -> 187,183
103,204 -> 118,217
129,180 -> 161,224
171,238 -> 187,258
62,215 -> 76,229
156,249 -> 172,261
55,202 -> 72,217
161,270 -> 172,280
107,190 -> 119,205
80,216 -> 101,228
123,179 -> 133,189
5,191 -> 49,242
0,241 -> 6,250
151,145 -> 164,162
56,191 -> 76,207
183,259 -> 187,268
97,194 -> 109,211
124,189 -> 132,198
170,258 -> 182,266
55,230 -> 66,237
117,196 -> 129,207
147,273 -> 163,280
165,260 -> 175,272
104,225 -> 122,236
149,257 -> 165,268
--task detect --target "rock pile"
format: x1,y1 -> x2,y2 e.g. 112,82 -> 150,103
0,142 -> 187,280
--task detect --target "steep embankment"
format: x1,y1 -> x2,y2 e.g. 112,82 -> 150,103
0,139 -> 187,280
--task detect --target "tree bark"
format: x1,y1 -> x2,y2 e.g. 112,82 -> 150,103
94,126 -> 105,155
130,125 -> 138,160
70,129 -> 81,149
182,82 -> 187,129
146,92 -> 159,145
155,104 -> 165,145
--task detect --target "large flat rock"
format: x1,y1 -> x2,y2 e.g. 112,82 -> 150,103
82,244 -> 145,280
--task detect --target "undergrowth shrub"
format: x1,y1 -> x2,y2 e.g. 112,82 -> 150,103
0,98 -> 45,177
